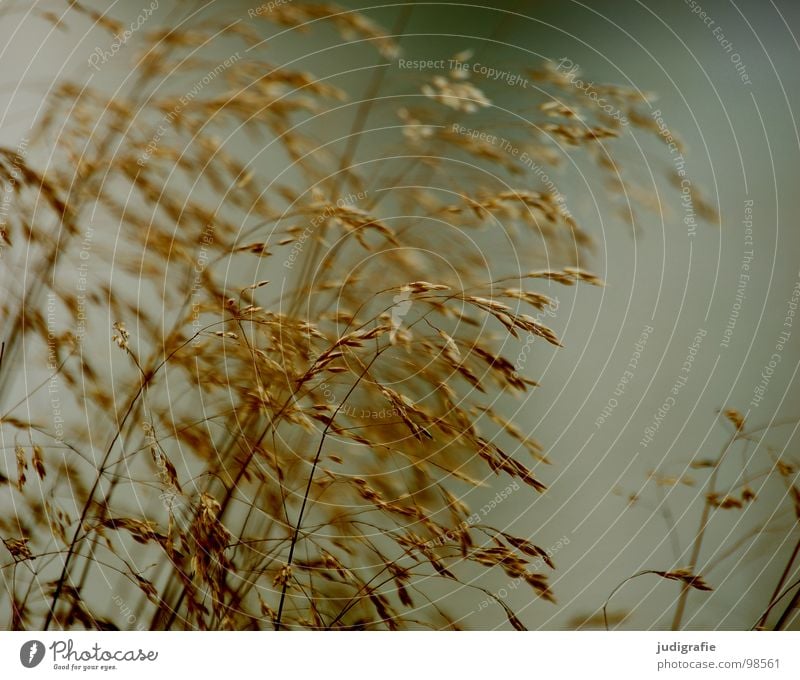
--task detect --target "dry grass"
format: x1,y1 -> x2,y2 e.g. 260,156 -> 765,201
601,409 -> 800,631
0,3 -> 720,630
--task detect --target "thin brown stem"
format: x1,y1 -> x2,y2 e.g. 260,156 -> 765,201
274,349 -> 384,629
671,431 -> 738,630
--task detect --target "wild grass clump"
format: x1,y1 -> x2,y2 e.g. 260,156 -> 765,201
1,3 -> 708,630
